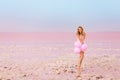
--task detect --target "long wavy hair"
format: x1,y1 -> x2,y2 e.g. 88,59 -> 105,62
76,26 -> 84,35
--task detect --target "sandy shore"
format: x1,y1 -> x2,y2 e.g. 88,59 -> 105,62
0,53 -> 120,80
44,54 -> 120,80
0,43 -> 119,80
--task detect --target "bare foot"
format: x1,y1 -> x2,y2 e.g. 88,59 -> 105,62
76,70 -> 82,79
76,75 -> 82,80
78,69 -> 81,76
76,75 -> 81,77
78,77 -> 82,80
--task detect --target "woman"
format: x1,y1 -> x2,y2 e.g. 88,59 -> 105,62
74,26 -> 88,78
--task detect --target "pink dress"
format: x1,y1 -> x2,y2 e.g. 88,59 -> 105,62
74,35 -> 88,54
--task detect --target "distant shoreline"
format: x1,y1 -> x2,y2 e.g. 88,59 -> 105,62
0,32 -> 119,43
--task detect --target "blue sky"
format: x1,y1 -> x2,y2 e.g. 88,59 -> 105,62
0,0 -> 120,32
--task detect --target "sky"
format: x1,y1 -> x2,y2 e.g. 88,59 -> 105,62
0,0 -> 120,32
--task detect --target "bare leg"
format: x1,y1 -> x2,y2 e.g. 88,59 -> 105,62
77,51 -> 84,77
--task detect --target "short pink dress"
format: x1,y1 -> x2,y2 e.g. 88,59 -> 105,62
74,35 -> 88,54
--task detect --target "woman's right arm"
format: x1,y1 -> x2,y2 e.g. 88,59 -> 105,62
76,33 -> 84,44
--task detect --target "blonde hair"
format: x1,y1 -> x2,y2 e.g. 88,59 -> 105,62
76,26 -> 84,35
